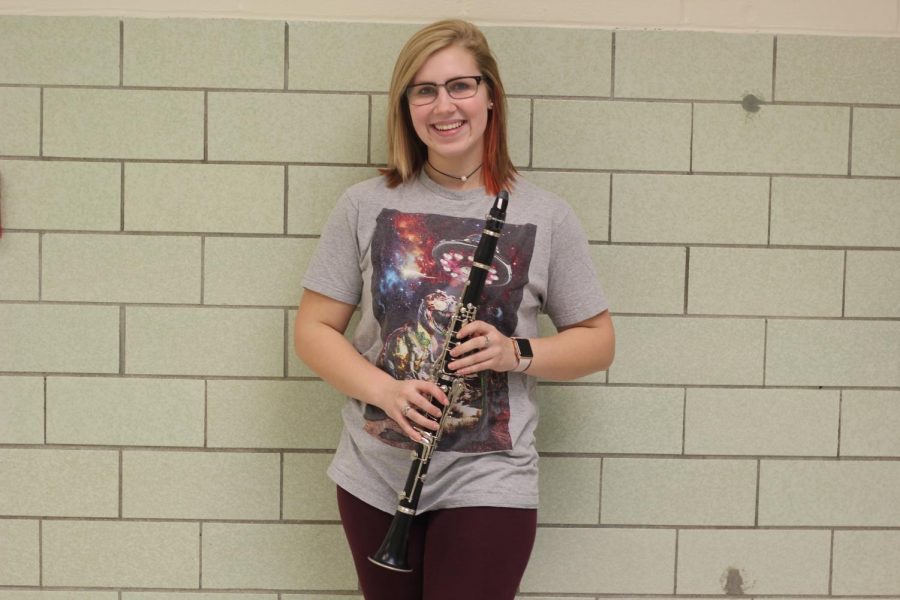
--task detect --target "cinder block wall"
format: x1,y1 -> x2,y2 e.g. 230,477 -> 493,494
1,15 -> 899,599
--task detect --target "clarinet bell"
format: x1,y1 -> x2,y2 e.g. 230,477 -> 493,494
368,513 -> 414,573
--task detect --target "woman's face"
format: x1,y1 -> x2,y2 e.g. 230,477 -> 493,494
407,44 -> 491,169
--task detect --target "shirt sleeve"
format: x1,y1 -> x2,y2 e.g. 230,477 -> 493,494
543,205 -> 609,327
301,190 -> 363,306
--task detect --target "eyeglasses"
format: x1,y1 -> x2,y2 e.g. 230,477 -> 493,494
405,76 -> 485,106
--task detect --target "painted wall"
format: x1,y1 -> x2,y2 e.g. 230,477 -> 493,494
1,7 -> 899,599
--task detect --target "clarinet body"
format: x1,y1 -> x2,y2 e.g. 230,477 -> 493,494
368,190 -> 509,573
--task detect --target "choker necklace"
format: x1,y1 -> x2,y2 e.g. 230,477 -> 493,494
427,160 -> 483,183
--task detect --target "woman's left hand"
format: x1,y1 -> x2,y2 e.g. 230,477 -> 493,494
446,320 -> 519,375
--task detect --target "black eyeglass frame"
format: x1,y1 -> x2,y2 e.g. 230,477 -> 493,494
405,75 -> 486,106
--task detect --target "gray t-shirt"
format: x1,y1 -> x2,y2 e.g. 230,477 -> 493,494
302,170 -> 608,514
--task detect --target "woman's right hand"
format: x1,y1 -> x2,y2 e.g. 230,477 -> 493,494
372,379 -> 449,443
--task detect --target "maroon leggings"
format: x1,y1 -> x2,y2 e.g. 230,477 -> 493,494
336,487 -> 537,600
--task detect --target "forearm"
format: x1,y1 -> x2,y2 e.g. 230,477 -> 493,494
295,320 -> 394,408
526,312 -> 615,381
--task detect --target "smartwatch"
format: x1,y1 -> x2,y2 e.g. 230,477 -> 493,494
511,337 -> 534,373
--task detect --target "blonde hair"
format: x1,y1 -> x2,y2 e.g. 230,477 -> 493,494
380,20 -> 517,195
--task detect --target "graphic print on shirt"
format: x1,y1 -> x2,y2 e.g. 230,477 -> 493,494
363,208 -> 536,453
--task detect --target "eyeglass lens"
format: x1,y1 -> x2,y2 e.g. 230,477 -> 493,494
407,76 -> 481,105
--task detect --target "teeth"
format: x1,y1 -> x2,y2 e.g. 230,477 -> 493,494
434,121 -> 463,131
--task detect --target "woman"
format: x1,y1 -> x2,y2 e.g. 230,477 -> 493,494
295,19 -> 614,600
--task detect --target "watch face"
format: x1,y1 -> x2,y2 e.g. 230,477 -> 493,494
516,338 -> 534,358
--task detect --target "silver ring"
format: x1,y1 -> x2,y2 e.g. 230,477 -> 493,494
401,404 -> 411,418
484,334 -> 490,348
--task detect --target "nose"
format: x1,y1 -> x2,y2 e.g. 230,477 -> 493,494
432,86 -> 456,112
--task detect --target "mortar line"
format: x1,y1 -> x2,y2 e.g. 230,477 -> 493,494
367,95 -> 373,165
203,380 -> 208,449
283,165 -> 289,235
683,246 -> 690,314
119,20 -> 124,87
609,31 -> 616,98
43,376 -> 48,445
767,176 -> 773,246
754,459 -> 761,527
762,318 -> 769,387
672,528 -> 680,594
118,449 -> 124,519
828,529 -> 836,595
119,306 -> 126,375
689,102 -> 694,173
607,173 -> 613,244
847,106 -> 854,176
203,91 -> 209,162
283,21 -> 290,91
120,162 -> 126,232
841,250 -> 848,318
837,390 -> 844,458
39,87 -> 44,157
528,98 -> 534,168
771,35 -> 778,101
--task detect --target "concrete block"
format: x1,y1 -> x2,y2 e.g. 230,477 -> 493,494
0,304 -> 119,374
759,460 -> 900,526
601,458 -> 757,526
688,247 -> 844,316
0,233 -> 39,300
202,523 -> 357,589
43,521 -> 199,588
537,457 -> 601,524
766,319 -> 900,387
486,26 -> 611,96
610,316 -> 765,385
685,388 -> 839,456
693,104 -> 849,175
0,520 -> 39,585
283,453 -> 339,520
777,35 -> 900,104
0,87 -> 40,156
47,377 -> 204,447
0,160 -> 120,231
611,173 -> 769,245
207,380 -> 344,450
124,18 -> 283,89
0,16 -> 118,85
594,245 -> 685,314
42,234 -> 201,304
204,237 -> 317,306
43,88 -> 204,159
125,163 -> 284,234
677,529 -> 831,594
845,250 -> 900,318
0,449 -> 118,517
771,177 -> 900,247
841,390 -> 900,457
616,30 -> 772,100
125,307 -> 283,377
0,376 -> 43,444
207,92 -> 368,163
533,99 -> 692,171
122,450 -> 281,520
520,528 -> 675,594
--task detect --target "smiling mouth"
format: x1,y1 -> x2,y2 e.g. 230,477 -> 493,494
432,121 -> 465,132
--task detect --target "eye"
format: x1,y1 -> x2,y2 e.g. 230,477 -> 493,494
448,79 -> 475,94
412,84 -> 437,97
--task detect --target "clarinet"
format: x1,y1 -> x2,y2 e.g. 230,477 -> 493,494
368,189 -> 509,573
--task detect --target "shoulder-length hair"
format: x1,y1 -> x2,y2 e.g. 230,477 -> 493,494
380,19 -> 517,196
